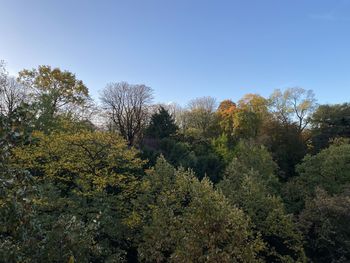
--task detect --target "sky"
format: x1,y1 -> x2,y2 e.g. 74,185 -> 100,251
1,0 -> 350,105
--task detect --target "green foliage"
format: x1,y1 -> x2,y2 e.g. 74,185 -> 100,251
238,94 -> 269,118
159,138 -> 194,165
234,110 -> 261,138
17,65 -> 90,132
2,61 -> 349,262
231,140 -> 280,192
220,173 -> 306,262
261,120 -> 307,179
142,136 -> 225,183
232,94 -> 270,139
5,130 -> 144,262
0,103 -> 35,161
12,130 -> 144,194
190,141 -> 225,182
146,106 -> 178,139
211,133 -> 235,163
299,188 -> 350,262
310,103 -> 350,152
218,142 -> 306,262
18,65 -> 89,113
0,168 -> 40,263
284,141 -> 350,213
137,157 -> 264,262
297,141 -> 350,195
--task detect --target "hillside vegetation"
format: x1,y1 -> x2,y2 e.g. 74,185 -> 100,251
1,62 -> 349,262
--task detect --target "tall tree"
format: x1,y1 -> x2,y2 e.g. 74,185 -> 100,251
0,62 -> 27,117
269,87 -> 317,133
0,63 -> 35,159
261,119 -> 307,179
216,99 -> 236,137
310,103 -> 350,152
238,93 -> 269,117
18,65 -> 89,118
233,110 -> 261,138
101,82 -> 153,146
182,96 -> 218,138
146,106 -> 178,139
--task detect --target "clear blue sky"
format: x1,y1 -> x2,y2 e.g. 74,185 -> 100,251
1,0 -> 350,105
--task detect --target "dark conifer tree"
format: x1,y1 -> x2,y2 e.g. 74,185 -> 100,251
146,106 -> 178,139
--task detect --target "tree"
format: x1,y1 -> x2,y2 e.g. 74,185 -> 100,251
211,133 -> 235,163
216,99 -> 237,137
181,96 -> 218,138
233,110 -> 261,138
216,95 -> 271,140
188,96 -> 217,112
261,119 -> 307,179
297,140 -> 350,194
0,103 -> 36,161
269,87 -> 317,133
299,188 -> 350,262
284,140 -> 350,213
10,130 -> 145,262
12,130 -> 144,199
137,157 -> 264,262
0,167 -> 43,262
101,82 -> 153,146
0,62 -> 27,117
235,94 -> 271,138
218,143 -> 306,262
238,93 -> 269,118
310,103 -> 350,152
235,140 -> 279,181
1,140 -> 95,263
219,140 -> 280,196
220,174 -> 306,262
190,140 -> 225,182
143,137 -> 225,183
18,65 -> 89,118
145,106 -> 178,139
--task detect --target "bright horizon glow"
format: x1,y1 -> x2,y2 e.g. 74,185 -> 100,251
1,0 -> 350,106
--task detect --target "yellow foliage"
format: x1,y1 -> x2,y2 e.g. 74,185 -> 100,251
67,255 -> 75,263
217,99 -> 237,135
11,130 -> 145,197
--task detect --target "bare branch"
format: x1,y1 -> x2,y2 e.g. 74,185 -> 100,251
100,82 -> 153,145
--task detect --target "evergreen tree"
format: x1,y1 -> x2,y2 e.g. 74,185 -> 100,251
146,106 -> 178,139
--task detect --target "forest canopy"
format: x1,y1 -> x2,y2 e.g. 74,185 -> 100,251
1,61 -> 349,262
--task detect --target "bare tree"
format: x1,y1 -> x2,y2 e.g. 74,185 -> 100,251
100,82 -> 153,146
0,62 -> 27,116
188,96 -> 217,112
269,87 -> 317,132
182,96 -> 217,136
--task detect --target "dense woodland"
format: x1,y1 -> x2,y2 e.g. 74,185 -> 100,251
0,62 -> 349,263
